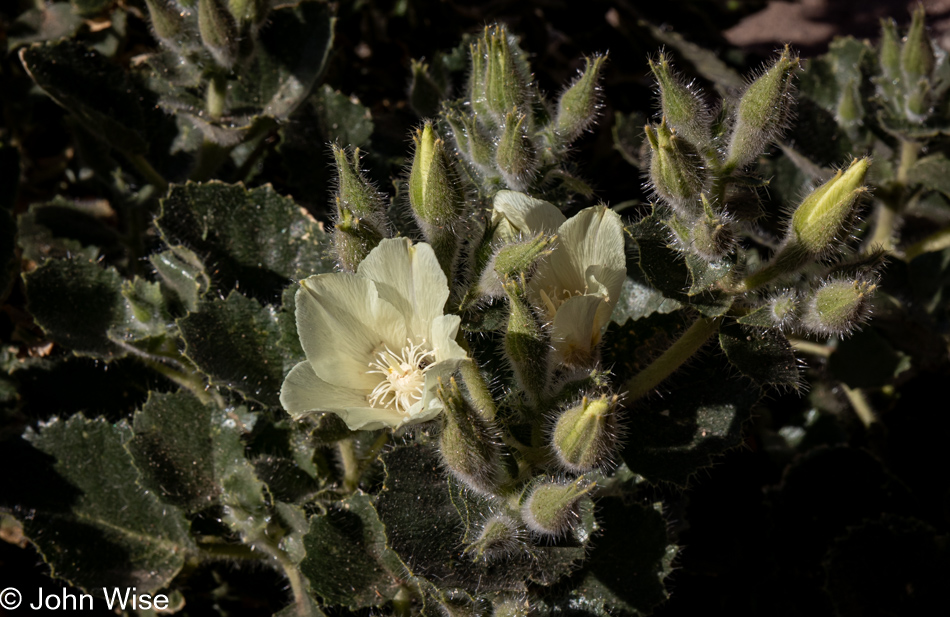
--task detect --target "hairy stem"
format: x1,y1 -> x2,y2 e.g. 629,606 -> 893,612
128,154 -> 169,194
197,541 -> 267,561
255,533 -> 314,617
624,315 -> 722,402
840,384 -> 875,428
867,139 -> 918,252
338,438 -> 361,493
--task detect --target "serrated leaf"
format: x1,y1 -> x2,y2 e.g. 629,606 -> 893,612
719,322 -> 799,387
312,85 -> 375,147
610,275 -> 682,324
908,153 -> 950,198
121,277 -> 171,341
300,492 -> 407,607
17,206 -> 100,265
620,354 -> 760,487
178,291 -> 286,406
157,182 -> 333,302
736,305 -> 775,328
149,245 -> 209,314
20,41 -> 162,155
602,310 -> 688,385
376,445 -> 594,593
128,391 -> 262,518
20,415 -> 194,592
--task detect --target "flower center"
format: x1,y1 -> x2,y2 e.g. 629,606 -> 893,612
538,286 -> 586,320
366,339 -> 436,414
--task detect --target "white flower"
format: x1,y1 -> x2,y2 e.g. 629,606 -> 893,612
280,238 -> 469,431
492,190 -> 626,366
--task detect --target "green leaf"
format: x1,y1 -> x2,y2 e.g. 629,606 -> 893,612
178,291 -> 287,406
719,322 -> 800,387
128,391 -> 262,518
70,0 -> 112,17
619,354 -> 760,487
612,111 -> 647,169
157,182 -> 333,302
312,85 -> 375,147
376,445 -> 594,593
23,256 -> 125,358
300,492 -> 407,607
148,245 -> 210,314
602,310 -> 688,386
20,40 -> 162,155
21,415 -> 194,592
17,203 -> 104,265
684,252 -> 733,295
6,3 -> 83,51
610,275 -> 682,324
908,153 -> 950,198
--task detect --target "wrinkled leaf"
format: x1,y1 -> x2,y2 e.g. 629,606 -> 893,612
149,245 -> 210,314
719,322 -> 799,387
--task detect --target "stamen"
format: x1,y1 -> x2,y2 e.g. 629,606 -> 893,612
366,338 -> 436,414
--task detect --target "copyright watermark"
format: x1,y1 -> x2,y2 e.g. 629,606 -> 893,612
0,587 -> 169,611
1,587 -> 22,610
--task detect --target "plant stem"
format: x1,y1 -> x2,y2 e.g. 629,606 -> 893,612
255,534 -> 314,617
392,586 -> 413,617
129,154 -> 169,194
338,438 -> 361,493
840,384 -> 875,427
197,541 -> 266,561
789,338 -> 833,358
867,139 -> 919,253
624,315 -> 722,402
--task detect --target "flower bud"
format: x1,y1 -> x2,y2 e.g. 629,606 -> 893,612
410,59 -> 444,118
445,110 -> 495,173
520,478 -> 591,537
836,79 -> 863,127
480,233 -> 555,298
802,277 -> 876,336
689,195 -> 734,261
330,146 -> 389,271
552,395 -> 621,472
727,47 -> 799,170
438,377 -> 502,495
463,515 -> 525,563
496,109 -> 536,192
879,18 -> 902,84
145,0 -> 184,46
646,118 -> 707,215
503,280 -> 549,404
648,52 -> 710,148
901,5 -> 935,85
790,157 -> 870,256
198,0 -> 239,69
485,26 -> 528,121
554,54 -> 607,143
905,78 -> 931,122
468,38 -> 492,121
767,289 -> 799,330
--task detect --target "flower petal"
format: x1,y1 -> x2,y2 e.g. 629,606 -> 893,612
280,360 -> 371,418
296,273 -> 407,390
358,238 -> 449,339
429,314 -> 467,363
491,190 -> 566,240
550,294 -> 609,366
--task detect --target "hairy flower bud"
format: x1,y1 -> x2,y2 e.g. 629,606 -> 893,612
648,52 -> 710,148
446,110 -> 495,173
438,377 -> 502,495
646,118 -> 707,214
688,195 -> 734,261
790,157 -> 870,256
410,59 -> 445,118
227,0 -> 269,25
768,290 -> 800,330
330,146 -> 389,271
552,395 -> 621,472
485,26 -> 528,121
145,0 -> 184,46
554,54 -> 607,143
879,18 -> 902,84
521,478 -> 591,537
503,279 -> 549,404
463,515 -> 525,562
901,5 -> 935,85
496,109 -> 536,191
802,277 -> 876,336
480,233 -> 556,297
836,79 -> 863,127
198,0 -> 239,69
727,47 -> 799,170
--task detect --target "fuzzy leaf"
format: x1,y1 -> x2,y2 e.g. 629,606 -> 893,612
301,492 -> 406,607
619,354 -> 760,486
312,85 -> 375,147
178,291 -> 286,407
908,153 -> 950,198
610,275 -> 682,324
148,245 -> 209,314
18,415 -> 194,592
719,322 -> 799,387
157,182 -> 333,302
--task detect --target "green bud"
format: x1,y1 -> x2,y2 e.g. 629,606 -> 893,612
493,595 -> 529,617
468,38 -> 492,120
446,110 -> 495,172
198,0 -> 239,69
463,515 -> 525,563
646,118 -> 707,214
330,146 -> 389,271
491,233 -> 556,281
802,277 -> 876,336
438,378 -> 502,495
879,18 -> 902,83
905,78 -> 932,122
727,47 -> 799,170
496,109 -> 536,192
790,158 -> 870,256
409,122 -> 465,227
767,290 -> 799,330
687,195 -> 734,261
332,202 -> 385,272
410,59 -> 444,118
648,52 -> 710,148
485,26 -> 528,121
901,4 -> 935,84
521,478 -> 591,537
227,0 -> 269,25
836,79 -> 863,127
145,0 -> 184,46
554,54 -> 607,143
503,279 -> 549,404
552,395 -> 621,472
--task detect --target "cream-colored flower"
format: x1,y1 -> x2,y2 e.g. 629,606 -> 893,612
280,238 -> 468,431
492,190 -> 626,366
